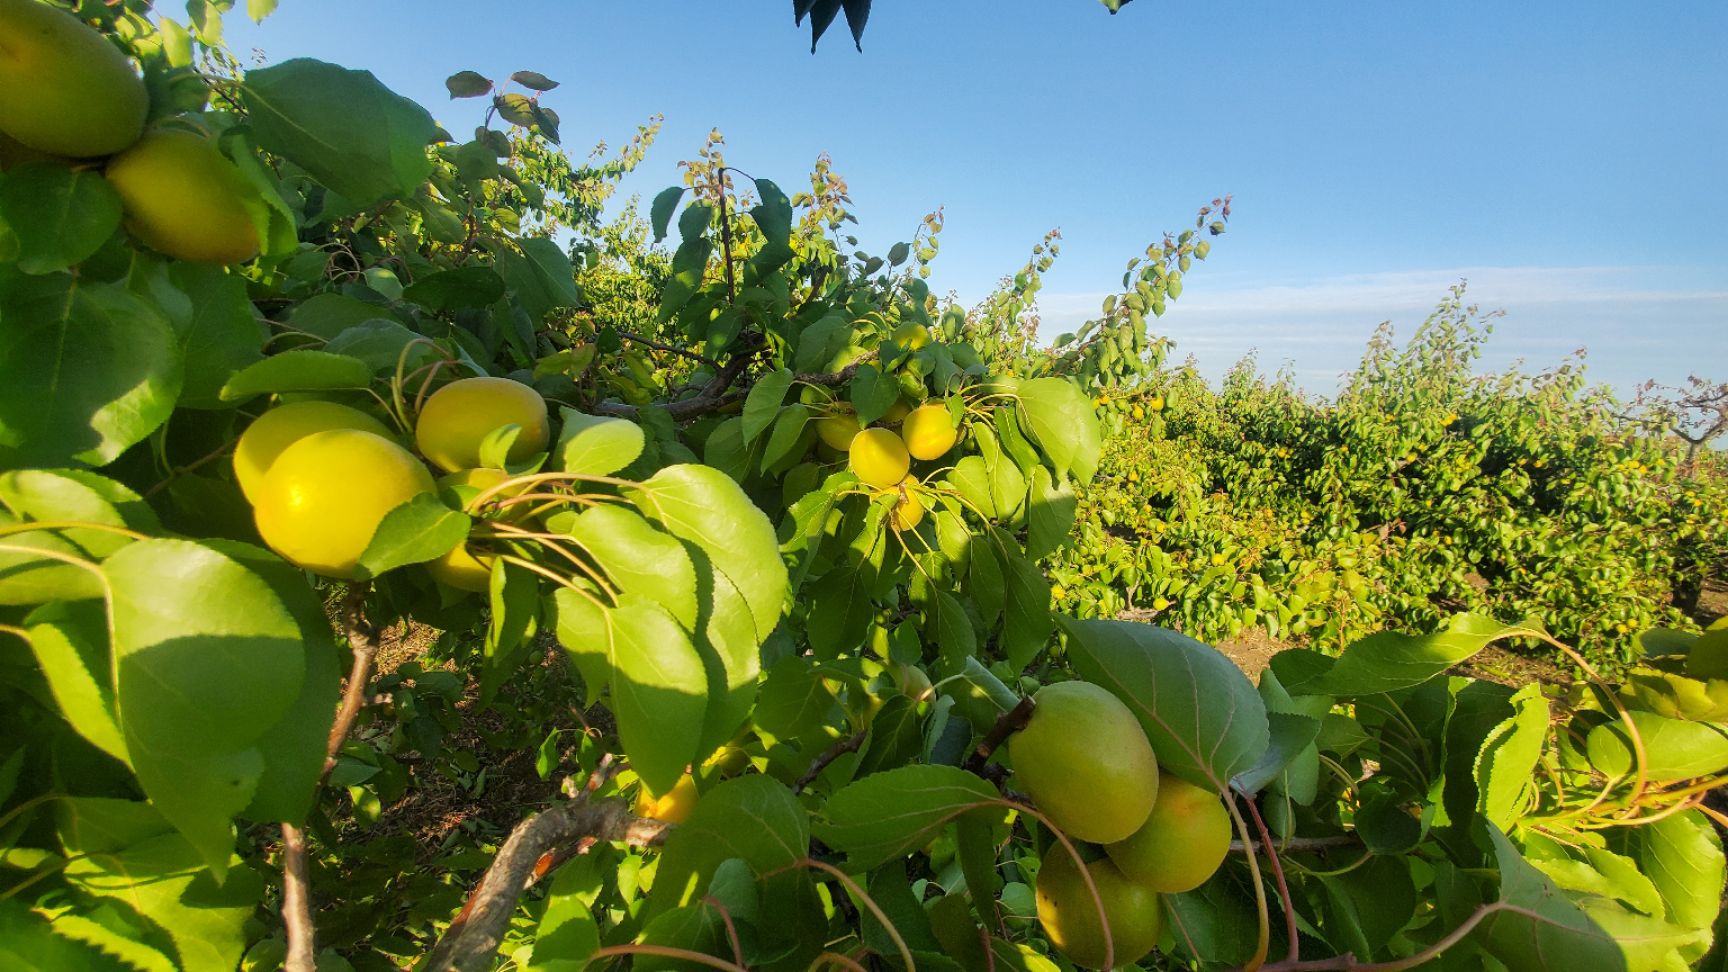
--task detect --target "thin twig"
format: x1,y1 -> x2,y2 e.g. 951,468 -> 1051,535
1229,834 -> 1360,855
795,728 -> 870,794
620,331 -> 721,369
323,583 -> 379,776
281,823 -> 316,972
1245,797 -> 1300,964
423,799 -> 671,972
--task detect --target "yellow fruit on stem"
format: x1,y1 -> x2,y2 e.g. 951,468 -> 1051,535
1105,773 -> 1232,892
414,376 -> 550,472
0,0 -> 147,157
252,429 -> 435,578
882,398 -> 913,424
633,772 -> 698,824
816,409 -> 862,451
233,401 -> 394,504
1008,681 -> 1159,843
889,475 -> 924,531
1036,847 -> 1164,969
849,428 -> 910,488
892,322 -> 931,350
105,130 -> 262,263
426,540 -> 493,592
900,403 -> 958,461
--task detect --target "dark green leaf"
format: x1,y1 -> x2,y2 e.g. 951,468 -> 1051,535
444,70 -> 492,98
650,775 -> 809,914
402,266 -> 506,311
219,349 -> 372,401
815,764 -> 998,870
511,70 -> 559,91
0,163 -> 121,274
651,186 -> 684,242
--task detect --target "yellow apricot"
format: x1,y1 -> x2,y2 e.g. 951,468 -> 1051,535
252,429 -> 435,578
892,322 -> 931,350
233,401 -> 394,504
1008,681 -> 1159,843
889,476 -> 924,531
900,403 -> 958,461
849,428 -> 910,488
414,376 -> 550,472
1105,773 -> 1232,893
882,398 -> 913,424
1036,848 -> 1164,969
105,130 -> 261,263
0,0 -> 147,157
633,772 -> 698,824
816,409 -> 862,451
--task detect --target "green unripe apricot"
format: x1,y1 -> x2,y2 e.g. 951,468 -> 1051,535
1106,772 -> 1233,892
0,0 -> 148,157
1007,681 -> 1159,843
105,130 -> 262,264
1036,846 -> 1164,969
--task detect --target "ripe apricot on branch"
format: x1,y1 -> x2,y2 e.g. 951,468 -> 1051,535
414,376 -> 550,472
1106,772 -> 1232,892
105,130 -> 262,263
900,403 -> 958,460
0,0 -> 148,157
1007,680 -> 1159,843
252,429 -> 435,578
889,475 -> 924,531
233,400 -> 393,503
632,772 -> 698,824
893,322 -> 931,350
816,409 -> 862,451
1036,847 -> 1164,969
849,428 -> 910,488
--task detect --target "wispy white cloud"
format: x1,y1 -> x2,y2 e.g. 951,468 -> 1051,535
1034,266 -> 1728,395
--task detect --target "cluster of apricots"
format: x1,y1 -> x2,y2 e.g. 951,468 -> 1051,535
0,0 -> 266,263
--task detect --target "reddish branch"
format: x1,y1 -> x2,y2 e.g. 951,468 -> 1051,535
283,582 -> 380,972
795,728 -> 870,793
423,798 -> 671,972
963,696 -> 1037,775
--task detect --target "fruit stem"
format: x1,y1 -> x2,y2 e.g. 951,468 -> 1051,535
963,696 -> 1036,776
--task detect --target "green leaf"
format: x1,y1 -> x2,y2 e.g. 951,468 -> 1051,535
947,456 -> 997,520
687,545 -> 763,755
808,563 -> 874,658
815,765 -> 999,870
356,494 -> 469,577
1059,618 -> 1269,787
62,832 -> 263,972
1025,466 -> 1076,559
849,364 -> 900,426
650,775 -> 809,913
322,319 -> 431,374
604,594 -> 707,795
24,600 -> 127,763
996,542 -> 1052,670
1586,711 -> 1728,782
628,464 -> 789,645
857,694 -> 924,778
159,264 -> 267,409
564,505 -> 697,629
510,70 -> 559,91
401,266 -> 506,311
1475,684 -> 1549,829
242,58 -> 437,205
555,407 -> 645,476
761,404 -> 813,474
927,590 -> 978,668
1233,710 -> 1321,796
105,539 -> 305,873
1475,824 -> 1632,972
526,859 -> 600,971
650,186 -> 684,242
0,274 -> 181,468
0,163 -> 121,274
1323,614 -> 1538,696
218,349 -> 373,401
743,369 -> 795,445
1619,809 -> 1726,936
1015,377 -> 1102,480
247,0 -> 278,22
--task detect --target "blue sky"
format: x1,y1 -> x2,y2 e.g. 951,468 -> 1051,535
218,1 -> 1727,397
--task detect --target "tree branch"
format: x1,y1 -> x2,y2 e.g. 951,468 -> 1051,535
963,696 -> 1036,775
280,823 -> 316,972
1229,834 -> 1360,855
423,799 -> 671,972
619,331 -> 720,369
794,728 -> 870,794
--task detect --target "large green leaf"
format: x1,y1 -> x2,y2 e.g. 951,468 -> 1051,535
24,600 -> 128,763
105,539 -> 306,872
997,540 -> 1052,670
0,163 -> 121,274
1058,618 -> 1269,787
742,368 -> 794,445
815,765 -> 999,870
1015,377 -> 1101,480
687,545 -> 762,756
61,832 -> 262,972
1025,466 -> 1077,559
242,58 -> 436,204
1476,825 -> 1626,972
156,264 -> 267,409
401,266 -> 506,311
1323,614 -> 1536,696
564,505 -> 697,629
649,775 -> 809,914
1586,711 -> 1728,782
604,594 -> 707,796
356,494 -> 469,577
628,464 -> 789,644
1618,809 -> 1726,939
218,349 -> 373,401
1475,683 -> 1549,829
807,563 -> 874,658
555,408 -> 644,476
0,274 -> 181,467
